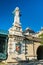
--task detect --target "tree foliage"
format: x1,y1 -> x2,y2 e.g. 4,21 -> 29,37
39,33 -> 43,44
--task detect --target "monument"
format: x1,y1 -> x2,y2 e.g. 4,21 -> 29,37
6,7 -> 26,62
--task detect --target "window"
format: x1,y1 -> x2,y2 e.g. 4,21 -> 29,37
16,42 -> 21,54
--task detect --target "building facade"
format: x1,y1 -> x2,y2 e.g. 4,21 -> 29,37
0,30 -> 8,61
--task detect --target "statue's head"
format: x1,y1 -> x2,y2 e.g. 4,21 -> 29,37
15,7 -> 20,16
12,7 -> 20,16
15,7 -> 19,11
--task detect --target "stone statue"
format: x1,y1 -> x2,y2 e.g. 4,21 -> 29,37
13,7 -> 20,25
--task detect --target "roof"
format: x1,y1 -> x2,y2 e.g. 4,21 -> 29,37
0,29 -> 8,36
26,27 -> 35,33
26,27 -> 31,30
23,27 -> 35,35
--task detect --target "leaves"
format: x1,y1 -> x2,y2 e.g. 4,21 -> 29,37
39,33 -> 43,44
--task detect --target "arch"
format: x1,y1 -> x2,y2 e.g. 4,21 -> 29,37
37,45 -> 43,60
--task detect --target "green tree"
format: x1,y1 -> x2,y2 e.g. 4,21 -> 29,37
39,33 -> 43,44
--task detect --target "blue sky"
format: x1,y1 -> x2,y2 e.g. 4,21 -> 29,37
0,0 -> 43,32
